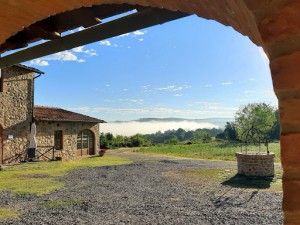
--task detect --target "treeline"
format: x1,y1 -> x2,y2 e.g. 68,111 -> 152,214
100,128 -> 222,149
216,103 -> 280,142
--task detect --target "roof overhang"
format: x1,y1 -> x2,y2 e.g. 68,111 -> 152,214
0,6 -> 189,68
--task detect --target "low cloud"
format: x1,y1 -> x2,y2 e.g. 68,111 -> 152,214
99,40 -> 111,46
221,82 -> 233,86
174,94 -> 183,97
101,120 -> 218,136
72,46 -> 97,56
29,49 -> 92,66
30,59 -> 49,67
133,30 -> 147,36
156,85 -> 191,92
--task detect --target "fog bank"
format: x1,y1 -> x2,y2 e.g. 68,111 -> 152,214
100,120 -> 219,136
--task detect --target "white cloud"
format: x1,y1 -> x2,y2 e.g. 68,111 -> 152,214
174,94 -> 183,97
156,85 -> 191,92
30,59 -> 49,66
116,33 -> 130,38
99,40 -> 111,46
133,30 -> 146,36
77,59 -> 85,63
72,46 -> 84,52
221,82 -> 233,86
105,84 -> 111,87
123,89 -> 128,91
113,30 -> 147,39
30,50 -> 86,66
139,38 -> 144,42
205,84 -> 213,87
72,46 -> 97,56
249,78 -> 255,81
46,51 -> 78,61
128,99 -> 144,104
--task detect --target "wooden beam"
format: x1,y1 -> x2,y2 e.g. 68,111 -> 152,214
0,8 -> 189,68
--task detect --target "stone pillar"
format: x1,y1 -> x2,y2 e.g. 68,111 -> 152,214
271,52 -> 300,224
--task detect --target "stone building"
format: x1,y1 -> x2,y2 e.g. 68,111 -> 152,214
0,65 -> 105,164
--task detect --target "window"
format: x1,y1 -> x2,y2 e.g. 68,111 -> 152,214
54,130 -> 63,150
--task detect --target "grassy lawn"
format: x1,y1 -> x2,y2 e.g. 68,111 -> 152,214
164,168 -> 282,192
0,208 -> 21,219
0,155 -> 131,195
136,142 -> 281,162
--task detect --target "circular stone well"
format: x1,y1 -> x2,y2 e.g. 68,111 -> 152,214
235,152 -> 275,176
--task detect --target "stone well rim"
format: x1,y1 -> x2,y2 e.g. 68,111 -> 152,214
235,151 -> 275,156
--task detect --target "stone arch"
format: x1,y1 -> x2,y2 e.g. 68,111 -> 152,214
1,1 -> 300,223
77,129 -> 95,156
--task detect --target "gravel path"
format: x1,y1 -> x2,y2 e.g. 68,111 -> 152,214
1,151 -> 283,225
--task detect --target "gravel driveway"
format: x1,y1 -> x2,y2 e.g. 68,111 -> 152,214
1,151 -> 283,225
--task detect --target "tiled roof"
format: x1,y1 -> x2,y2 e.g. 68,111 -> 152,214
34,106 -> 105,123
14,64 -> 44,74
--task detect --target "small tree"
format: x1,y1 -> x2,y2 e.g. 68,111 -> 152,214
235,103 -> 276,143
165,136 -> 179,145
224,122 -> 238,141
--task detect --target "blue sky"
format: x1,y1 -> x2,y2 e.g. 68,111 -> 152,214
25,14 -> 277,122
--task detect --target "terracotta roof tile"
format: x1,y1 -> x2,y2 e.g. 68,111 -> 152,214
34,106 -> 105,123
15,64 -> 44,74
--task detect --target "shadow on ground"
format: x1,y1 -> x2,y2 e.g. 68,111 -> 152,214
221,174 -> 274,189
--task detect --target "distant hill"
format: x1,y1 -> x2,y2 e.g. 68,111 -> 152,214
102,117 -> 234,136
114,117 -> 234,128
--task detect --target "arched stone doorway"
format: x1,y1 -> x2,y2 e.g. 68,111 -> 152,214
77,129 -> 95,156
0,1 -> 299,223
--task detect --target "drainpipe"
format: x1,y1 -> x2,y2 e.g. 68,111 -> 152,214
32,73 -> 42,124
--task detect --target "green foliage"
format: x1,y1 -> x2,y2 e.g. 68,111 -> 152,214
235,103 -> 276,143
145,128 -> 221,145
164,136 -> 179,145
224,122 -> 238,141
129,134 -> 147,147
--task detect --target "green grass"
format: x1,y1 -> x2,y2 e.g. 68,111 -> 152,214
38,198 -> 82,208
165,168 -> 282,192
0,208 -> 21,219
0,155 -> 132,195
136,142 -> 281,162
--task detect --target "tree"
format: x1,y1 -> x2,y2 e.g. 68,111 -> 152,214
100,132 -> 108,148
215,132 -> 226,140
235,103 -> 276,143
200,131 -> 212,143
175,128 -> 186,141
267,109 -> 280,140
165,135 -> 179,145
130,134 -> 146,147
224,122 -> 238,141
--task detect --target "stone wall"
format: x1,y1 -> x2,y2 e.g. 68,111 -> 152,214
0,67 -> 34,163
35,120 -> 99,161
236,152 -> 275,177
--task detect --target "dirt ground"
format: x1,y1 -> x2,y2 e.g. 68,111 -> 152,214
0,150 -> 283,225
